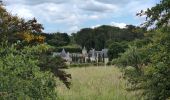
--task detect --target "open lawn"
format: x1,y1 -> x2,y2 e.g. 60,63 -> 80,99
57,66 -> 138,100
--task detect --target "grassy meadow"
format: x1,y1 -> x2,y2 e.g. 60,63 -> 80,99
57,66 -> 138,100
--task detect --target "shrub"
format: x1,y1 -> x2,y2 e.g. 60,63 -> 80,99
108,42 -> 128,60
0,45 -> 57,99
113,46 -> 142,69
115,28 -> 170,100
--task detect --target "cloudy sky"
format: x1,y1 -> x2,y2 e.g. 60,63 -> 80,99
4,0 -> 160,34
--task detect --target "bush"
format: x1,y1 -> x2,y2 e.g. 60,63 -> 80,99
108,42 -> 128,60
70,63 -> 91,67
113,46 -> 142,69
0,45 -> 57,99
39,54 -> 71,88
115,28 -> 170,100
70,62 -> 106,68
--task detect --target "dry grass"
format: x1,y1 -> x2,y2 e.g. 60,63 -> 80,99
57,66 -> 138,100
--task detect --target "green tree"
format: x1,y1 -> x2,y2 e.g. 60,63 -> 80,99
42,32 -> 70,47
108,42 -> 127,60
115,0 -> 170,98
0,3 -> 44,44
137,0 -> 170,28
74,25 -> 144,51
0,45 -> 57,99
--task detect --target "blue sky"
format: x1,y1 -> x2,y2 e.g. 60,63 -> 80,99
4,0 -> 160,34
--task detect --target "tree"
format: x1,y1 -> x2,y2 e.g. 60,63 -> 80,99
74,28 -> 95,50
41,32 -> 70,47
137,0 -> 170,28
0,45 -> 57,99
74,25 -> 144,51
108,42 -> 127,60
0,3 -> 71,99
38,51 -> 71,88
0,3 -> 44,45
115,0 -> 170,99
0,4 -> 20,43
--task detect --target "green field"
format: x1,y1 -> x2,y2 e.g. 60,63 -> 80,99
57,66 -> 138,100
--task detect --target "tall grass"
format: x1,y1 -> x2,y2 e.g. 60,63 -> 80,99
57,66 -> 138,100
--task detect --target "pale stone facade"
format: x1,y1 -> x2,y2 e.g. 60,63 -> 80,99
53,47 -> 109,64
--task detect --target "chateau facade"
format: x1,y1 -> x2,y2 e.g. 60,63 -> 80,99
53,47 -> 109,64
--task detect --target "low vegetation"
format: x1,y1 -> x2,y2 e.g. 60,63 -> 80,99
57,66 -> 138,100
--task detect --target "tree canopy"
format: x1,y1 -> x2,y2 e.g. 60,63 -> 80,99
137,0 -> 170,28
73,25 -> 145,51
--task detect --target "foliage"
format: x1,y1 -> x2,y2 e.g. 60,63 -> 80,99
39,53 -> 71,88
41,32 -> 70,47
141,29 -> 170,100
17,32 -> 45,44
74,25 -> 145,50
113,46 -> 142,69
115,28 -> 170,100
74,28 -> 95,50
70,63 -> 92,67
0,45 -> 57,99
113,0 -> 170,99
55,47 -> 82,53
70,62 -> 105,68
108,42 -> 128,60
0,5 -> 20,43
21,43 -> 72,89
0,3 -> 71,100
137,0 -> 170,28
0,4 -> 44,44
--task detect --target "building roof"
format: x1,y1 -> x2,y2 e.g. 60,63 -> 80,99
60,49 -> 67,57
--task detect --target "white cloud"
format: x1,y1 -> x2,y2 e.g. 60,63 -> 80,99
4,0 -> 158,33
6,4 -> 34,20
91,22 -> 126,29
91,24 -> 101,29
68,26 -> 79,33
79,0 -> 118,13
89,15 -> 100,20
111,22 -> 126,28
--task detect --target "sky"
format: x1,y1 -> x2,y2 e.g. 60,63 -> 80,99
3,0 -> 160,34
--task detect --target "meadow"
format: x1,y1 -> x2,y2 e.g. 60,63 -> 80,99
57,66 -> 138,100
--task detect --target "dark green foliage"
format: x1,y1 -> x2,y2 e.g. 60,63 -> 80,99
140,30 -> 170,100
70,63 -> 92,67
41,32 -> 70,47
0,3 -> 71,99
114,1 -> 170,99
108,42 -> 128,60
39,52 -> 71,88
70,62 -> 105,68
55,47 -> 82,53
74,28 -> 95,50
0,45 -> 57,99
115,28 -> 170,100
74,25 -> 144,50
21,44 -> 72,89
113,46 -> 142,69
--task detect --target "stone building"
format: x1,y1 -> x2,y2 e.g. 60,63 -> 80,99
53,47 -> 109,64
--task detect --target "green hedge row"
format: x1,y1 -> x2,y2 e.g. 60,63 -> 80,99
69,62 -> 107,67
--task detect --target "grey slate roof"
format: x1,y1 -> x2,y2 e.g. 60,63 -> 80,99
60,49 -> 67,57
